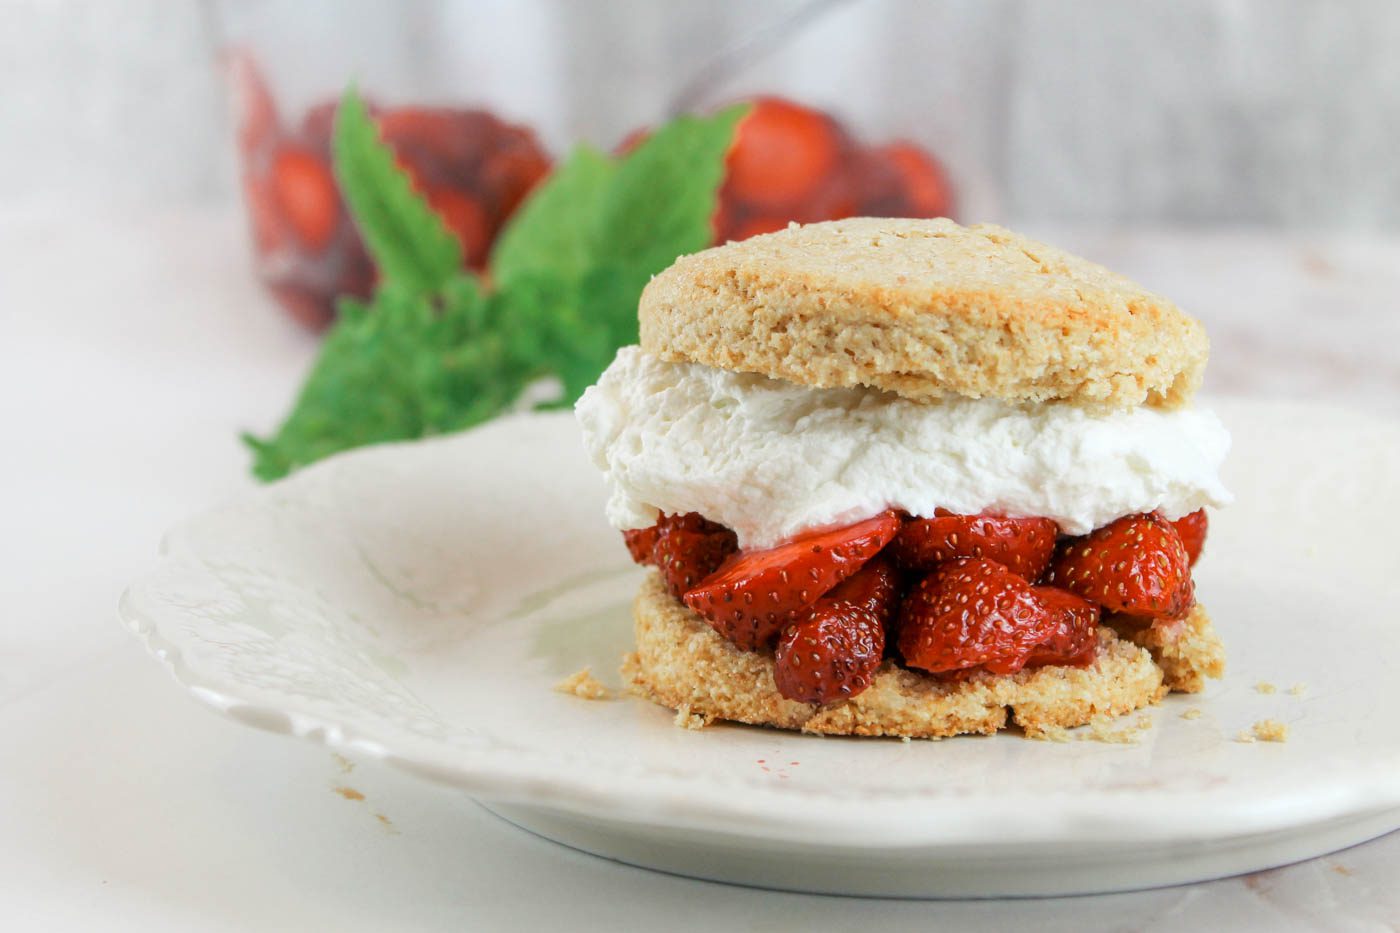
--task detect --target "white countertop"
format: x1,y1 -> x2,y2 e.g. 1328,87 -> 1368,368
4,206 -> 1399,931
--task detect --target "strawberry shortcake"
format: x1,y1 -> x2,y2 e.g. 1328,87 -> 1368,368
576,218 -> 1229,738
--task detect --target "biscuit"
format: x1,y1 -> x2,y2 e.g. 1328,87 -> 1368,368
639,218 -> 1207,409
619,572 -> 1221,739
1110,604 -> 1225,694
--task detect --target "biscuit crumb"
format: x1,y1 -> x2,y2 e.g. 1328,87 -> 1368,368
673,704 -> 712,730
554,668 -> 612,700
1288,683 -> 1308,696
900,736 -> 912,744
1181,707 -> 1203,720
1236,720 -> 1289,743
1254,681 -> 1277,695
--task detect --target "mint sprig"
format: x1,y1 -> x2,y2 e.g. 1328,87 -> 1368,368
331,87 -> 462,293
245,89 -> 746,480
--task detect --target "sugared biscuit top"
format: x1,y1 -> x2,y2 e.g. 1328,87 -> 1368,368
639,218 -> 1208,409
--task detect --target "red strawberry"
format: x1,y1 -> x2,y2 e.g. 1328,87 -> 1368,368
270,147 -> 340,251
621,513 -> 734,567
855,141 -> 956,219
1172,509 -> 1209,566
683,511 -> 900,651
889,512 -> 1058,580
622,527 -> 661,565
897,558 -> 1057,675
724,97 -> 848,210
655,528 -> 736,600
774,601 -> 884,704
824,554 -> 900,628
1045,512 -> 1195,620
425,187 -> 491,265
1025,586 -> 1101,668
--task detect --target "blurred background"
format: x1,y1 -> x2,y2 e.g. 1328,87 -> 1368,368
13,0 -> 1400,224
7,0 -> 1399,330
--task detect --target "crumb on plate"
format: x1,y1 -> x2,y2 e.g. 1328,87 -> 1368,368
554,667 -> 612,700
1255,681 -> 1277,694
1236,719 -> 1289,743
1181,707 -> 1203,720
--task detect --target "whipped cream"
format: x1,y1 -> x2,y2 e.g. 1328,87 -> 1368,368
575,348 -> 1232,549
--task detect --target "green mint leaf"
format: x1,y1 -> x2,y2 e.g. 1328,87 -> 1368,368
489,144 -> 615,288
332,86 -> 462,294
244,278 -> 501,481
489,104 -> 747,409
591,104 -> 748,276
249,92 -> 747,480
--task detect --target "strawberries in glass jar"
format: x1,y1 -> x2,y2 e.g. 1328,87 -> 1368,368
230,53 -> 550,330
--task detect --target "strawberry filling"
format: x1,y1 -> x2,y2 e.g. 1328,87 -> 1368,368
621,508 -> 1206,705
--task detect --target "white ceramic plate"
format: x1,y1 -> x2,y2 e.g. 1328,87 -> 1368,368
122,400 -> 1400,897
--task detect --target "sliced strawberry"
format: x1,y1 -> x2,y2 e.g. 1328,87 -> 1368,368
1172,509 -> 1209,566
621,513 -> 733,567
724,97 -> 847,209
774,600 -> 884,704
889,512 -> 1058,580
897,558 -> 1057,675
824,554 -> 900,629
878,141 -> 956,218
1045,512 -> 1194,620
655,527 -> 736,600
683,511 -> 900,651
270,147 -> 339,251
1025,586 -> 1101,668
622,527 -> 661,565
425,187 -> 491,267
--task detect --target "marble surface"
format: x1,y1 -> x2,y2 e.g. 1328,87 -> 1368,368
3,206 -> 1400,930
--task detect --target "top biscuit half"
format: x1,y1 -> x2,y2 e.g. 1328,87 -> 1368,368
638,218 -> 1207,409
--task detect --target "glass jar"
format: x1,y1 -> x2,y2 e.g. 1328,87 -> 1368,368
213,0 -> 975,328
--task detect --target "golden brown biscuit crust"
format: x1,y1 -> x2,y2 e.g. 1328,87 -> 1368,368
1109,604 -> 1225,694
620,573 -> 1217,739
639,218 -> 1207,409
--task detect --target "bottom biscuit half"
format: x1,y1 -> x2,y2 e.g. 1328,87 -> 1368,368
622,572 -> 1224,740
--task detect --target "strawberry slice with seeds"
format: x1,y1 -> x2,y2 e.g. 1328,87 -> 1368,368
1172,509 -> 1209,566
623,527 -> 661,565
824,554 -> 900,628
621,513 -> 734,567
897,558 -> 1058,675
683,511 -> 900,651
1045,512 -> 1195,620
889,512 -> 1058,580
655,526 -> 737,600
1025,586 -> 1101,668
774,600 -> 884,704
